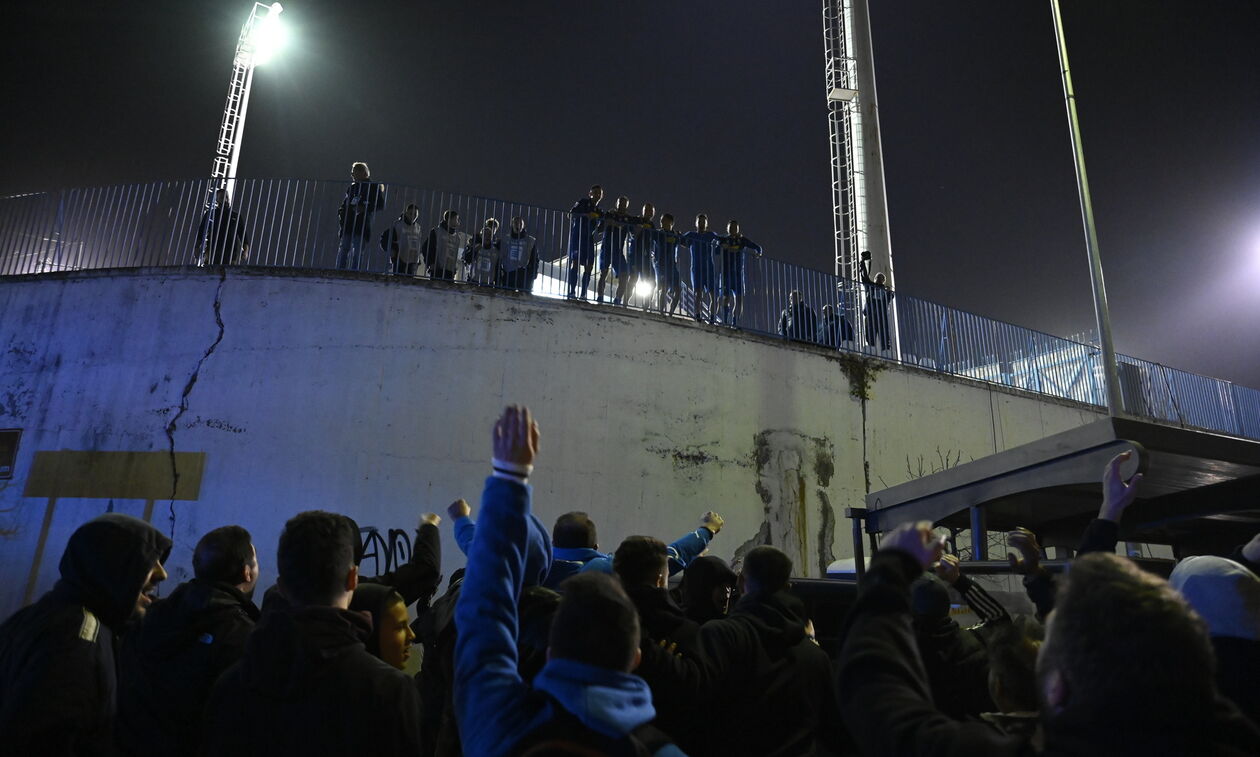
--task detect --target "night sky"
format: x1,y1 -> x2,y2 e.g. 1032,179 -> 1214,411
5,1 -> 1258,388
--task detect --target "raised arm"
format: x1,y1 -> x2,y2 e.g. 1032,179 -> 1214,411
371,512 -> 443,608
448,498 -> 476,557
666,511 -> 723,575
934,553 -> 1009,624
453,406 -> 545,757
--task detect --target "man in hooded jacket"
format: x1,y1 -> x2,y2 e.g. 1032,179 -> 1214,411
202,510 -> 423,756
0,513 -> 172,756
697,545 -> 847,757
115,525 -> 260,757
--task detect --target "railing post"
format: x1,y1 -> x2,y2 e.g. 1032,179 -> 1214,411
846,507 -> 867,581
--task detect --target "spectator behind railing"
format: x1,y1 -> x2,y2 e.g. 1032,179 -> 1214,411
778,289 -> 818,343
818,303 -> 855,347
860,250 -> 894,352
198,187 -> 251,266
380,203 -> 426,277
626,202 -> 657,310
336,162 -> 387,272
466,217 -> 502,287
499,216 -> 541,293
423,209 -> 471,282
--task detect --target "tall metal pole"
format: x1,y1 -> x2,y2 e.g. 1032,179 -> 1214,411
1050,0 -> 1123,416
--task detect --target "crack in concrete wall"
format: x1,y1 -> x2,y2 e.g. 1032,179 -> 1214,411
741,430 -> 837,576
163,269 -> 226,539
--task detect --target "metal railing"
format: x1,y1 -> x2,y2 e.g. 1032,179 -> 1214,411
2,177 -> 1257,442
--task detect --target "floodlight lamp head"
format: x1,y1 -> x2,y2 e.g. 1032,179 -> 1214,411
250,3 -> 286,66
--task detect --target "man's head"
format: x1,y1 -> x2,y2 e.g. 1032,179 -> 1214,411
276,511 -> 359,608
589,184 -> 604,203
403,203 -> 420,224
511,216 -> 526,235
1037,553 -> 1215,721
727,220 -> 740,236
613,536 -> 669,589
695,213 -> 709,232
443,209 -> 460,229
552,512 -> 598,550
614,196 -> 629,212
874,272 -> 886,286
661,213 -> 675,231
351,162 -> 370,181
484,217 -> 500,234
821,304 -> 834,318
740,545 -> 792,597
548,572 -> 641,672
193,525 -> 259,596
57,514 -> 172,628
641,202 -> 655,221
988,622 -> 1041,713
789,289 -> 802,306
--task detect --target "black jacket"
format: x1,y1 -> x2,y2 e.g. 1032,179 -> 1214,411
624,585 -> 708,752
202,606 -> 423,756
115,579 -> 259,757
837,549 -> 1260,757
698,589 -> 845,757
0,514 -> 171,757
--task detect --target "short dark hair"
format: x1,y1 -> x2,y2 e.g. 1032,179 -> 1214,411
1041,553 -> 1215,719
662,213 -> 674,223
613,536 -> 669,588
443,209 -> 459,223
193,525 -> 254,584
548,572 -> 640,671
742,545 -> 792,595
277,511 -> 357,606
553,512 -> 597,549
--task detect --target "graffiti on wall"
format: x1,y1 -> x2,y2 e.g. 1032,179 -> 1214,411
358,526 -> 415,577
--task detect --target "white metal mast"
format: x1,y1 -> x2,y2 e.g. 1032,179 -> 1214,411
823,0 -> 897,353
210,2 -> 283,201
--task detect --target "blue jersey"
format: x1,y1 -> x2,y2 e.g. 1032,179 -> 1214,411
599,209 -> 634,273
568,198 -> 602,262
717,234 -> 762,294
682,230 -> 720,291
625,216 -> 655,272
651,227 -> 686,285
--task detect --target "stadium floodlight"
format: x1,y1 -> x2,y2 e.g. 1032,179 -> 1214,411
208,3 -> 286,201
250,4 -> 287,66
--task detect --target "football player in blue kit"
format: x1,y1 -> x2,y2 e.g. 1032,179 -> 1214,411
716,220 -> 764,327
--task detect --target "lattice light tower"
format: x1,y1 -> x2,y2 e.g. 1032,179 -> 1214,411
210,2 -> 285,201
822,0 -> 893,287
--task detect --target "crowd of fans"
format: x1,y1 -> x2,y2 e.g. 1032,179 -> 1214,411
2,407 -> 1258,756
197,169 -> 903,345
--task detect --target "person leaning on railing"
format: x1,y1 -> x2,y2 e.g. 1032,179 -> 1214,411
422,209 -> 470,283
197,187 -> 250,266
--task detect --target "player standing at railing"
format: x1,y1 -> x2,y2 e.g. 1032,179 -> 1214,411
650,213 -> 686,316
716,220 -> 763,328
596,196 -> 634,305
860,251 -> 895,352
625,203 -> 656,310
336,162 -> 386,272
682,213 -> 721,323
567,185 -> 604,300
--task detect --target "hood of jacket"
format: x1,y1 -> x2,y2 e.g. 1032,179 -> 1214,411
133,578 -> 259,658
625,584 -> 688,639
349,583 -> 398,657
533,657 -> 656,740
54,513 -> 172,630
680,555 -> 737,624
729,589 -> 809,650
237,606 -> 371,697
552,546 -> 609,566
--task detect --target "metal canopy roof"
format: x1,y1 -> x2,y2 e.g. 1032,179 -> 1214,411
857,417 -> 1260,558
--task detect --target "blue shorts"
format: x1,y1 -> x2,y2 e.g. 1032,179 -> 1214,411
721,260 -> 746,296
654,260 -> 680,288
569,244 -> 594,268
691,260 -> 715,293
599,246 -> 626,276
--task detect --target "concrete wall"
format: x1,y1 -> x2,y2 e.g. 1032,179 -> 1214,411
0,268 -> 1104,618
